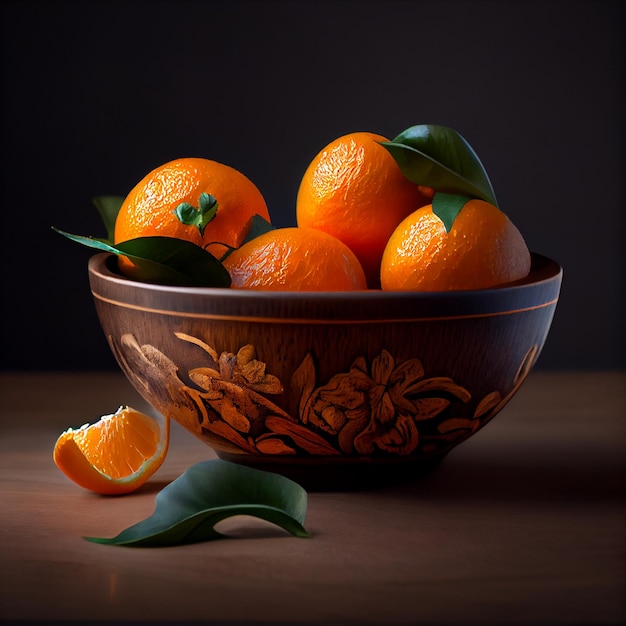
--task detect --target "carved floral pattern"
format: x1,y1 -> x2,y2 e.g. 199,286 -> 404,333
108,331 -> 538,458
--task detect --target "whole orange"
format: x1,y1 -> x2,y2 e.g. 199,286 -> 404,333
114,157 -> 270,268
222,227 -> 367,291
296,131 -> 432,288
380,199 -> 531,291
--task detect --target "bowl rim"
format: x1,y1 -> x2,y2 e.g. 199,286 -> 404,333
89,252 -> 561,298
88,253 -> 562,323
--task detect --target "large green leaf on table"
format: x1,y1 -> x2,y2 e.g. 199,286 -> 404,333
381,124 -> 499,207
92,196 -> 125,242
84,460 -> 312,547
52,228 -> 232,287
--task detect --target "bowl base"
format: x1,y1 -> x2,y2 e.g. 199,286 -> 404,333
215,452 -> 447,491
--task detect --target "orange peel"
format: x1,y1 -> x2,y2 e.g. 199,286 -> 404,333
53,406 -> 169,495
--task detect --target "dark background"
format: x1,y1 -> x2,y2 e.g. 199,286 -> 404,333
1,0 -> 623,371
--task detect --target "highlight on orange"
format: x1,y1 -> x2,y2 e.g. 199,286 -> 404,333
53,406 -> 169,495
222,226 -> 368,291
296,131 -> 432,289
380,198 -> 531,292
114,157 -> 270,271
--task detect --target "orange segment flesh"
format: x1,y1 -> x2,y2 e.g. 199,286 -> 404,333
53,406 -> 169,495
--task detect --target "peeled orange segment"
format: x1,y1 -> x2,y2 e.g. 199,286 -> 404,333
53,406 -> 170,495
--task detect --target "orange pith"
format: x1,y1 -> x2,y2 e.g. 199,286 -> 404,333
114,157 -> 270,270
380,199 -> 531,292
53,406 -> 169,495
296,132 -> 432,288
222,227 -> 367,291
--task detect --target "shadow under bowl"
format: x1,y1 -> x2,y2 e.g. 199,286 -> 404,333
88,253 -> 562,490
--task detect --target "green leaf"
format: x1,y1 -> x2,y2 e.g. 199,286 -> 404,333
240,213 -> 275,244
175,192 -> 218,236
52,228 -> 231,287
92,196 -> 124,242
381,124 -> 498,207
219,213 -> 275,261
432,193 -> 471,232
84,460 -> 312,547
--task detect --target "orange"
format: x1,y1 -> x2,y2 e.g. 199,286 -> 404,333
380,199 -> 531,291
296,131 -> 432,288
53,406 -> 169,495
114,157 -> 270,270
222,227 -> 367,291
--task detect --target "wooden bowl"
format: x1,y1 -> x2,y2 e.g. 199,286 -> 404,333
88,252 -> 562,489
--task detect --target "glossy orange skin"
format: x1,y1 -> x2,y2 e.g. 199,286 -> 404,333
223,227 -> 367,291
380,199 -> 531,292
296,132 -> 432,288
114,157 -> 270,269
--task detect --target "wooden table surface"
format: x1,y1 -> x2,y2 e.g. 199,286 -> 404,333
1,370 -> 624,625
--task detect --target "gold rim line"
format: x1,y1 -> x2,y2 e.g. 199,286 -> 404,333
90,291 -> 560,324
